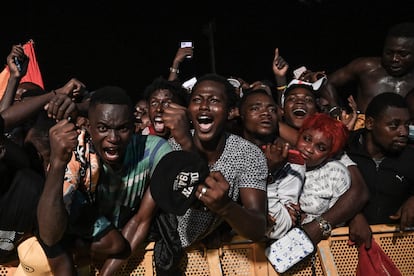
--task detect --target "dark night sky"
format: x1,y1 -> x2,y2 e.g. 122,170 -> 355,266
2,0 -> 414,103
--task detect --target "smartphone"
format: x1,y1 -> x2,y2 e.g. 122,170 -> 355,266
14,56 -> 22,72
287,149 -> 305,165
180,41 -> 193,48
180,41 -> 193,59
293,66 -> 307,79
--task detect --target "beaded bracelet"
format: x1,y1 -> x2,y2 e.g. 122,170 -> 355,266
276,85 -> 287,91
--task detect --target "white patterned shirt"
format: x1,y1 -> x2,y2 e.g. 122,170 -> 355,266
300,160 -> 351,224
168,132 -> 268,248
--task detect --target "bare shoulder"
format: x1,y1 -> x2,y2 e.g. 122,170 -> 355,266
328,57 -> 382,84
348,57 -> 382,72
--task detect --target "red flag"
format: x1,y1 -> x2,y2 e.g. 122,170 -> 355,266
20,40 -> 44,89
0,39 -> 44,100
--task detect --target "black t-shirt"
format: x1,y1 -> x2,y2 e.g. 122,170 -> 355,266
347,130 -> 414,224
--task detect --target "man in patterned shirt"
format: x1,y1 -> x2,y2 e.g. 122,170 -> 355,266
36,86 -> 172,275
162,73 -> 268,249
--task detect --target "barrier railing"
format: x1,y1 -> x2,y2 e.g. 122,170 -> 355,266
1,224 -> 413,275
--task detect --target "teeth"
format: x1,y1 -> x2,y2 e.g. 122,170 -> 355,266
197,115 -> 213,125
293,108 -> 307,116
154,121 -> 165,132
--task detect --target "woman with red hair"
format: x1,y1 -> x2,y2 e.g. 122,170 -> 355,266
295,112 -> 350,225
266,112 -> 351,239
297,112 -> 349,168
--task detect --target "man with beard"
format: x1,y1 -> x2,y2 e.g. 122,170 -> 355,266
321,22 -> 414,126
346,92 -> 414,235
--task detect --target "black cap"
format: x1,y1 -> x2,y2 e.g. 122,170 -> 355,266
150,150 -> 210,215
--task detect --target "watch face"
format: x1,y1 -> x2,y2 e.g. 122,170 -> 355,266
317,217 -> 332,237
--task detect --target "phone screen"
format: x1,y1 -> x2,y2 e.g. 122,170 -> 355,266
180,41 -> 193,48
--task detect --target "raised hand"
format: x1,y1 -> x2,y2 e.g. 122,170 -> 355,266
262,138 -> 290,172
55,78 -> 87,101
174,47 -> 193,63
339,95 -> 358,130
48,118 -> 79,165
7,44 -> 29,77
272,48 -> 289,78
45,93 -> 78,122
162,102 -> 193,149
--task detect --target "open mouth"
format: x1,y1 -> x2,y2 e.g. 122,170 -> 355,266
103,147 -> 120,162
153,116 -> 165,132
197,115 -> 214,132
292,108 -> 307,117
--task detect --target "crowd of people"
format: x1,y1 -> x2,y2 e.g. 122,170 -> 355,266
1,21 -> 414,275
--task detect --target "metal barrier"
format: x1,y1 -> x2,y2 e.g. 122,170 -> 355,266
318,224 -> 414,276
1,224 -> 413,275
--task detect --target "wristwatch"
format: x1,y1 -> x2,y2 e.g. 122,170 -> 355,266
315,216 -> 332,238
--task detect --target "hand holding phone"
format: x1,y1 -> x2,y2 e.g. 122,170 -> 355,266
180,41 -> 193,59
287,149 -> 305,165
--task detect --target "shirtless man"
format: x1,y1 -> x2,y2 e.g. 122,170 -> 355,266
321,22 -> 414,116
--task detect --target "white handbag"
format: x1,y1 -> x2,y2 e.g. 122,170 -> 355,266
265,227 -> 315,273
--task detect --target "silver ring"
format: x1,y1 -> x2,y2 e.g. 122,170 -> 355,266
201,186 -> 207,195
